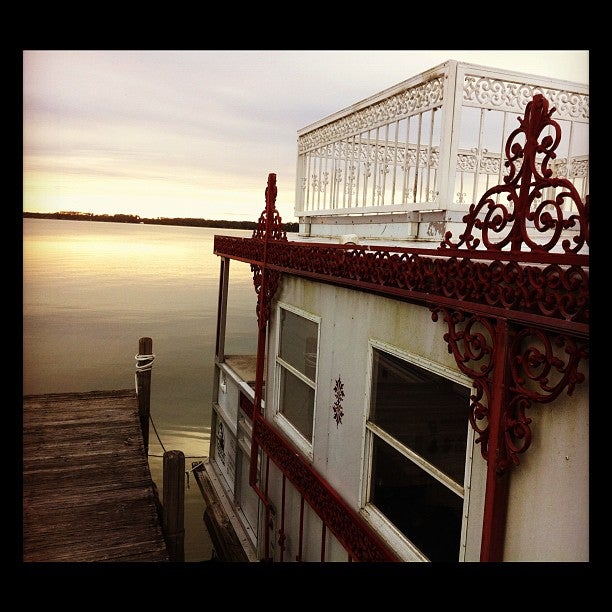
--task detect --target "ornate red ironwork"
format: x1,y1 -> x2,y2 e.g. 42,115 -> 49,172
431,307 -> 589,473
252,416 -> 400,562
214,237 -> 588,332
440,94 -> 589,254
252,178 -> 287,242
251,173 -> 287,328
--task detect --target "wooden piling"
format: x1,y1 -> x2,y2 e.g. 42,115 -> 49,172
163,450 -> 185,562
136,336 -> 153,456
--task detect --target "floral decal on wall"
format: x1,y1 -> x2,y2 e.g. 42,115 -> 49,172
332,376 -> 345,427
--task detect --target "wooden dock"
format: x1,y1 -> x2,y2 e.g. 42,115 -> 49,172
23,389 -> 169,562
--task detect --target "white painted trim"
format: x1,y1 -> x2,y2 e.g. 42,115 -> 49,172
212,400 -> 238,438
369,337 -> 473,387
366,421 -> 464,497
204,458 -> 259,561
360,504 -> 429,562
272,412 -> 314,461
459,424 -> 477,562
271,302 -> 322,462
218,360 -> 257,403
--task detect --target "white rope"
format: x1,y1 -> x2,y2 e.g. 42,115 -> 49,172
135,353 -> 156,371
187,461 -> 204,473
184,461 -> 205,489
134,353 -> 156,396
146,457 -> 206,490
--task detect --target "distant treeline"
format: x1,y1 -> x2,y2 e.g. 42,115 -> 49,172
23,211 -> 299,233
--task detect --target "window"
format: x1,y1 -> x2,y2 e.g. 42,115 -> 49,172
274,306 -> 319,451
364,346 -> 472,562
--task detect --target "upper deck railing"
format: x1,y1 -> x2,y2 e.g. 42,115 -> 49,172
295,60 -> 588,239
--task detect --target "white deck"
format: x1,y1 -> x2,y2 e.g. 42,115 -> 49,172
295,60 -> 588,245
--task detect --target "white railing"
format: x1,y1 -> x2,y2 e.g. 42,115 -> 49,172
295,60 -> 589,225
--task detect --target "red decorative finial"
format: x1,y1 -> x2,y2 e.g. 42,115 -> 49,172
253,172 -> 286,241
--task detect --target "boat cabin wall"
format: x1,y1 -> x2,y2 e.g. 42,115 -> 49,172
503,384 -> 589,561
263,275 -> 588,561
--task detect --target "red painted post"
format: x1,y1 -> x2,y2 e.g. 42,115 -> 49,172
480,319 -> 511,561
249,174 -> 276,490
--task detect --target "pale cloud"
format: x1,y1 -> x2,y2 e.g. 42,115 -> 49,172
23,50 -> 589,222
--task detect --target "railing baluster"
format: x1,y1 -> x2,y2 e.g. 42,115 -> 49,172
402,116 -> 411,204
322,145 -> 329,210
341,138 -> 346,209
305,152 -> 312,211
348,135 -> 356,209
332,141 -> 339,209
425,109 -> 435,202
371,127 -> 379,206
413,113 -> 423,203
472,108 -> 486,205
391,119 -> 400,206
362,131 -> 370,207
356,132 -> 362,207
380,123 -> 390,205
565,121 -> 576,212
495,112 -> 509,205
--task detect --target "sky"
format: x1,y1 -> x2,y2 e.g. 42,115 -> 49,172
23,50 -> 589,223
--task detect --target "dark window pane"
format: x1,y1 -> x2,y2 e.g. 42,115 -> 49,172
279,367 -> 314,442
370,437 -> 463,562
279,309 -> 318,380
370,349 -> 470,485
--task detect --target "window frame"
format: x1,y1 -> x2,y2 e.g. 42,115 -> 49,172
272,302 -> 321,460
360,338 -> 476,562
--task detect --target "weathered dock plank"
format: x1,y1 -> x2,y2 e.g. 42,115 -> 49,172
23,389 -> 169,562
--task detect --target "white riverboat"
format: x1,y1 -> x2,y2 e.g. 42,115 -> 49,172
194,60 -> 589,562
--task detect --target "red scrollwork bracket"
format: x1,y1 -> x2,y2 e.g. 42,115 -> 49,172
504,327 -> 589,469
431,307 -> 588,474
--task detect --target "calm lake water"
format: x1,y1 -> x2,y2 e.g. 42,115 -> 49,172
22,218 -> 272,561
